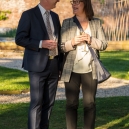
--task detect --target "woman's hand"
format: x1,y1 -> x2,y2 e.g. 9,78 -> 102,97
81,33 -> 91,45
71,33 -> 91,47
71,35 -> 84,47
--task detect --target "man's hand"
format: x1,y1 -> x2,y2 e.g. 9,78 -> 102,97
42,40 -> 57,50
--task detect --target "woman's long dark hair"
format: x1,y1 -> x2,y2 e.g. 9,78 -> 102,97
82,0 -> 94,20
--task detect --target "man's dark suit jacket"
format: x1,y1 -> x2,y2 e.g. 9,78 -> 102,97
15,5 -> 63,72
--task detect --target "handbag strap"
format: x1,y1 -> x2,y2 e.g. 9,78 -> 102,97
73,16 -> 84,34
73,16 -> 96,60
74,16 -> 110,79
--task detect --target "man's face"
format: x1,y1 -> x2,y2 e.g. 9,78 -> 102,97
47,0 -> 60,9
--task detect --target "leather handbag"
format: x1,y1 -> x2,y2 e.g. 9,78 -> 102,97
88,46 -> 111,83
73,16 -> 111,83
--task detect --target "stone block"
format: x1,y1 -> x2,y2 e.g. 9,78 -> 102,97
0,42 -> 24,50
106,41 -> 129,51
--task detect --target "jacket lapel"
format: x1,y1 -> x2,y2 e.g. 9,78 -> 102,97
70,17 -> 77,39
34,6 -> 48,35
89,20 -> 96,37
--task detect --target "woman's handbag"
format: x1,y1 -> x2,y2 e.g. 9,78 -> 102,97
73,16 -> 111,83
88,46 -> 111,83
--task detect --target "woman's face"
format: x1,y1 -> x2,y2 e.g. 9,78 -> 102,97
70,0 -> 84,15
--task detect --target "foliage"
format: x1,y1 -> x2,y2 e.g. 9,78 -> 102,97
0,11 -> 11,21
0,96 -> 129,129
99,0 -> 105,4
0,28 -> 16,37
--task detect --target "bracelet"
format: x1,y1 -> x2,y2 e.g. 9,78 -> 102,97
71,38 -> 76,48
88,37 -> 92,45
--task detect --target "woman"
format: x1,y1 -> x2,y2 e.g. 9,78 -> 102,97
60,0 -> 107,129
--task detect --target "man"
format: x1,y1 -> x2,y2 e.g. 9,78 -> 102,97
15,0 -> 63,129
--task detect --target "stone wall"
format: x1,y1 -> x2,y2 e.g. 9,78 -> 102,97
1,0 -> 127,29
0,0 -> 40,28
0,0 -> 105,28
0,0 -> 73,28
0,0 -> 128,41
0,0 -> 128,50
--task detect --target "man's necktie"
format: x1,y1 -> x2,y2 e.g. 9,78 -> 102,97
45,11 -> 57,57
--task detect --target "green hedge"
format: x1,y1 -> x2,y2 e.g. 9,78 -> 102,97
0,28 -> 16,37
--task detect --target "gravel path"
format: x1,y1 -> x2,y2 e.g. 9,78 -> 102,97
0,52 -> 129,104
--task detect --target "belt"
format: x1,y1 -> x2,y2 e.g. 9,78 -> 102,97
48,55 -> 58,59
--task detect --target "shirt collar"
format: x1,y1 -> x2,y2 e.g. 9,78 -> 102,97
38,4 -> 50,15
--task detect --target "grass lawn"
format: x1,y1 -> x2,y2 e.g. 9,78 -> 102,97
0,51 -> 129,92
0,66 -> 29,91
0,96 -> 129,129
0,51 -> 129,129
100,51 -> 129,80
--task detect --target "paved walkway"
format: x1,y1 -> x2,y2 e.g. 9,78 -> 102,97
0,51 -> 129,104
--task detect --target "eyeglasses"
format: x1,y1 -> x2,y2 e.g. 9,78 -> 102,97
70,0 -> 83,5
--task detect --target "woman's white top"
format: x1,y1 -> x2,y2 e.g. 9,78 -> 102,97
72,23 -> 92,73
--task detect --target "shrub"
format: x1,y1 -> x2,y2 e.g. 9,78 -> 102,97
0,11 -> 11,21
0,28 -> 17,37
